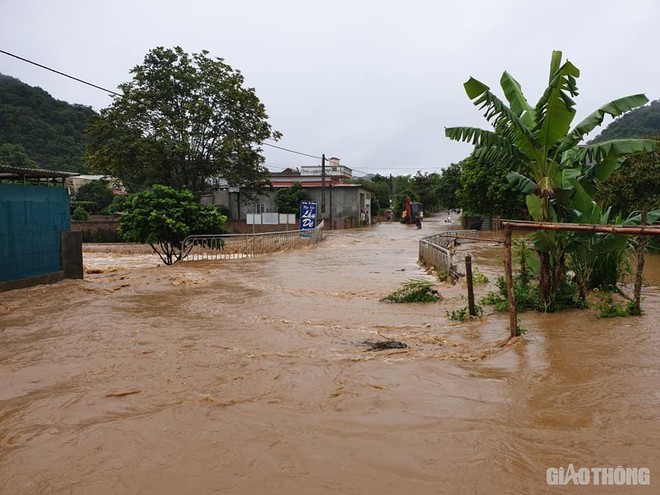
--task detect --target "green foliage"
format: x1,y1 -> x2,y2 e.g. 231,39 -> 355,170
0,74 -> 96,172
446,50 -> 654,308
597,294 -> 630,318
457,155 -> 526,217
591,100 -> 660,142
595,147 -> 660,216
412,171 -> 442,213
118,185 -> 227,265
86,46 -> 280,195
274,182 -> 311,214
446,305 -> 483,322
392,176 -> 418,217
0,143 -> 37,168
103,194 -> 130,215
75,180 -> 115,214
381,278 -> 440,303
434,163 -> 462,210
71,205 -> 90,221
471,267 -> 489,284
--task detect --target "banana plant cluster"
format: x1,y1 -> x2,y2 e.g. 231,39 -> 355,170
446,50 -> 656,305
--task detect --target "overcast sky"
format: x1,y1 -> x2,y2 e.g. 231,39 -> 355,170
1,0 -> 659,176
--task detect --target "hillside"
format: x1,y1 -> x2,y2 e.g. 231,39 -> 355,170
0,74 -> 97,172
591,99 -> 660,142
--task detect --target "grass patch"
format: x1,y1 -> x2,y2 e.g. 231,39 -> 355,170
381,278 -> 441,303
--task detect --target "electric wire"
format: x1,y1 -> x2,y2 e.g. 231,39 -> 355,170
1,49 -> 422,177
0,49 -> 121,97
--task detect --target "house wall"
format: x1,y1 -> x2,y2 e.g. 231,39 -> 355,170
0,184 -> 71,284
232,186 -> 371,227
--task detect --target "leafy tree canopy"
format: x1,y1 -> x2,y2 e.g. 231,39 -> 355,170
435,163 -> 463,210
0,74 -> 96,172
0,143 -> 37,168
274,182 -> 311,214
86,46 -> 281,196
74,180 -> 115,214
595,144 -> 660,216
458,156 -> 526,217
118,185 -> 227,265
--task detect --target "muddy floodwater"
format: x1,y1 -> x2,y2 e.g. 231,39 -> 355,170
1,218 -> 659,494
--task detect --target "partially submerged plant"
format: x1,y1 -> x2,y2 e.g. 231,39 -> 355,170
446,305 -> 483,322
381,278 -> 441,303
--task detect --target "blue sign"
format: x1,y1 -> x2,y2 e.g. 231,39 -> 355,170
300,201 -> 317,236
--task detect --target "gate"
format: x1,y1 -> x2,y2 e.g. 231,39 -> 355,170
418,230 -> 479,274
181,222 -> 324,261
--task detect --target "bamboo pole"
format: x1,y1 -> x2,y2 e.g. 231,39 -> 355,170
503,225 -> 517,338
501,221 -> 660,236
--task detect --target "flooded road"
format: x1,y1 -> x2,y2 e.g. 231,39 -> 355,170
1,218 -> 658,494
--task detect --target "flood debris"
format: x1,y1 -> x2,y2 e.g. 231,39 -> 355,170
105,389 -> 141,397
358,337 -> 408,351
380,278 -> 440,303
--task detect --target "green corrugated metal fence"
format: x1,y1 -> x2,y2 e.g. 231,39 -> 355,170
0,184 -> 70,283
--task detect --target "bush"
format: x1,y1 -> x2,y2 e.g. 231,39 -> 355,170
381,278 -> 440,303
72,205 -> 90,221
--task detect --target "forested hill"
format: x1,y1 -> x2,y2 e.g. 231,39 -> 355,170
591,99 -> 660,142
0,74 -> 98,172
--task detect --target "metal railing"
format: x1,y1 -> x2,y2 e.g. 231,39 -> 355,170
418,230 -> 478,274
181,221 -> 324,261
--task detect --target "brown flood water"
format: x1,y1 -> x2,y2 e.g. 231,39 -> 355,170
1,217 -> 659,494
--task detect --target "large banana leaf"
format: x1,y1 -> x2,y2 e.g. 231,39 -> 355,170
526,194 -> 543,221
533,51 -> 580,150
462,77 -> 538,156
500,71 -> 536,127
507,171 -> 537,194
624,209 -> 660,225
564,94 -> 649,146
576,139 -> 656,163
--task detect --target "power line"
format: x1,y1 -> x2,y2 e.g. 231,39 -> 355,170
262,142 -> 322,160
1,49 -> 404,175
0,49 -> 122,97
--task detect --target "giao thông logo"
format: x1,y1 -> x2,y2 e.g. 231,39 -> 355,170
547,464 -> 650,486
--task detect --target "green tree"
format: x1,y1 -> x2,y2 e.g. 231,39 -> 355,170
412,172 -> 443,213
595,146 -> 660,215
0,143 -> 37,168
0,74 -> 96,172
86,46 -> 281,196
458,155 -> 525,217
118,185 -> 227,265
392,175 -> 418,217
75,180 -> 115,214
436,162 -> 463,210
274,182 -> 311,214
446,50 -> 655,306
71,205 -> 90,221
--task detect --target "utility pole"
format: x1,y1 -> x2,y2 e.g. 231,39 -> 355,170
321,154 -> 326,216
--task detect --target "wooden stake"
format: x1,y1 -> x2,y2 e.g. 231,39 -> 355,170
465,254 -> 476,317
503,225 -> 518,338
632,208 -> 648,315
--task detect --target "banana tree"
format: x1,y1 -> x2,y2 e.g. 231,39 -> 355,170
446,50 -> 655,306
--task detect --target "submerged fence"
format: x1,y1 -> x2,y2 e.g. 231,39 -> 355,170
418,230 -> 479,274
181,222 -> 324,261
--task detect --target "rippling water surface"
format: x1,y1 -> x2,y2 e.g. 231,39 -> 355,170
1,218 -> 658,494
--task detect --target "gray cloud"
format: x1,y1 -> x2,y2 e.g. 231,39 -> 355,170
2,0 -> 659,176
